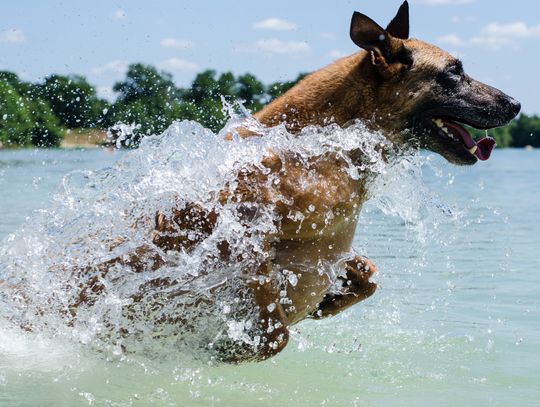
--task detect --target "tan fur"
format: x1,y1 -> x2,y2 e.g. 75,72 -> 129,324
67,4 -> 519,362
252,41 -> 454,140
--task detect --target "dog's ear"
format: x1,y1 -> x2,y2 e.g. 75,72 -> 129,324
350,11 -> 403,75
386,1 -> 409,40
350,12 -> 389,57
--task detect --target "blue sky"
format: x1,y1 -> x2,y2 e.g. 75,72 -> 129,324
1,0 -> 539,113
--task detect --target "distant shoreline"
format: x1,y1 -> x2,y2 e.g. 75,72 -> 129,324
0,129 -> 109,150
0,136 -> 536,151
60,129 -> 108,149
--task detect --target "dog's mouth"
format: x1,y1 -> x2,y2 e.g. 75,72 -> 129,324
412,115 -> 498,165
431,117 -> 496,161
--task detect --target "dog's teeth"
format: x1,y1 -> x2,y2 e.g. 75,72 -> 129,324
469,145 -> 478,155
433,118 -> 444,128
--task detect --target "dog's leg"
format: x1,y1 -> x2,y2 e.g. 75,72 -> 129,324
211,253 -> 290,363
152,202 -> 290,363
310,256 -> 377,319
247,260 -> 290,361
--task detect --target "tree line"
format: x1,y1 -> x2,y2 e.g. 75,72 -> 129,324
0,63 -> 538,148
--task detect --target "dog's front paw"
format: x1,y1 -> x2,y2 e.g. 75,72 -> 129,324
311,256 -> 378,319
341,255 -> 377,299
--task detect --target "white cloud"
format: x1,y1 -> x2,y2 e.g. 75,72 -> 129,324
437,34 -> 512,50
482,22 -> 540,38
160,38 -> 195,49
414,0 -> 475,5
113,9 -> 127,20
328,49 -> 347,59
159,58 -> 198,72
252,38 -> 310,55
92,60 -> 129,75
438,21 -> 540,51
437,34 -> 464,47
253,18 -> 297,31
0,28 -> 26,44
469,36 -> 513,50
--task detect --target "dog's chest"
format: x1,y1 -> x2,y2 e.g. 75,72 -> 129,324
267,157 -> 366,323
273,156 -> 366,240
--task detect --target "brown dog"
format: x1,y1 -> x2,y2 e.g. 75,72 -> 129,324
69,1 -> 520,362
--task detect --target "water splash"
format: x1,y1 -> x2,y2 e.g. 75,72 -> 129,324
0,108 -> 459,363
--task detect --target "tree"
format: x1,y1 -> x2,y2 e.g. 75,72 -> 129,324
183,70 -> 220,104
39,74 -> 107,128
0,71 -> 30,94
0,72 -> 64,147
0,80 -> 33,146
267,73 -> 308,101
28,98 -> 65,147
113,63 -> 180,103
469,124 -> 514,148
216,72 -> 236,100
510,114 -> 540,147
110,64 -> 185,138
236,73 -> 266,112
181,70 -> 240,132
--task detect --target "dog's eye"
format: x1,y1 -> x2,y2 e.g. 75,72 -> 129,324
446,64 -> 463,78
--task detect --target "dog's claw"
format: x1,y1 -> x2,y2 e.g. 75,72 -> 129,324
310,255 -> 377,319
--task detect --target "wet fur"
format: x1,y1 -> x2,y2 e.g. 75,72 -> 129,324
73,2 -> 519,362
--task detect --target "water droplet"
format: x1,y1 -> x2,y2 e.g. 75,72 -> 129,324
287,273 -> 298,287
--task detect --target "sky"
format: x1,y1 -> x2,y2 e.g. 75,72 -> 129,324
1,0 -> 539,114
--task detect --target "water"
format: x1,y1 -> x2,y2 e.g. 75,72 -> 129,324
0,124 -> 538,406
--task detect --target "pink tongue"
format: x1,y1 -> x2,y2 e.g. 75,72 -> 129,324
476,136 -> 496,160
443,121 -> 496,161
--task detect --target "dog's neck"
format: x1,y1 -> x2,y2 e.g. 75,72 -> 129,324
252,51 -> 395,169
254,51 -> 380,132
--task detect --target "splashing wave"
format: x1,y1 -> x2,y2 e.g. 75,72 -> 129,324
0,111 -> 454,361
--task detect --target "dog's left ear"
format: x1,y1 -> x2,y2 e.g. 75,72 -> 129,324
350,11 -> 406,76
386,1 -> 409,40
350,12 -> 392,59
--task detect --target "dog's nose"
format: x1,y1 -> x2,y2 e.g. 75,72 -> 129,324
508,97 -> 521,117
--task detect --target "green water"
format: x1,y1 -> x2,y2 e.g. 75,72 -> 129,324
0,148 -> 538,406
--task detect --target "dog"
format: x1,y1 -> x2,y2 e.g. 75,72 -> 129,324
51,1 -> 520,362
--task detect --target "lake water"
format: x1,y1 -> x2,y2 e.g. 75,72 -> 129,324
0,145 -> 538,406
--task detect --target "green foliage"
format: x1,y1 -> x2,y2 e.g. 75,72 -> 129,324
28,98 -> 65,147
110,64 -> 184,137
468,125 -> 513,148
0,65 -> 309,147
179,70 -> 274,132
236,73 -> 266,111
113,64 -> 179,103
470,114 -> 540,148
180,70 -> 234,132
2,63 -> 538,150
509,114 -> 540,147
0,71 -> 30,94
0,72 -> 65,147
267,73 -> 308,101
0,80 -> 33,146
39,74 -> 107,129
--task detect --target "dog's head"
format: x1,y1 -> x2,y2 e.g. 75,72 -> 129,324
350,1 -> 520,165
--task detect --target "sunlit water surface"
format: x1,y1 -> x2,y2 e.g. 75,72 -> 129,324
0,123 -> 538,406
